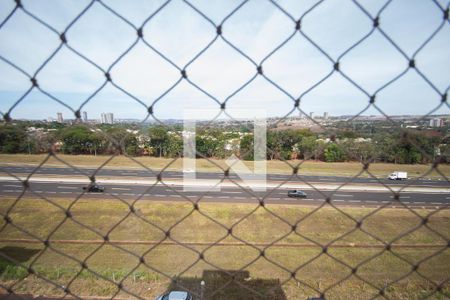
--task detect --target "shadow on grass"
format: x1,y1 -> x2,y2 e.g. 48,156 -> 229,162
0,246 -> 41,278
165,269 -> 287,300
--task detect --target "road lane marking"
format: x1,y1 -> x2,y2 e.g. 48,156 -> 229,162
112,188 -> 131,190
3,185 -> 22,188
334,194 -> 353,197
57,186 -> 77,189
348,200 -> 360,202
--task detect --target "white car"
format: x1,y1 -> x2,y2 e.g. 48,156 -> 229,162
155,291 -> 193,300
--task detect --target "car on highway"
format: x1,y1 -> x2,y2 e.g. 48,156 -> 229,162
155,291 -> 193,300
82,184 -> 105,193
287,190 -> 307,198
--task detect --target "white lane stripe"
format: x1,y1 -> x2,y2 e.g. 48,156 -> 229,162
348,200 -> 360,202
112,188 -> 131,190
3,185 -> 22,188
334,194 -> 353,197
225,191 -> 243,194
57,186 -> 77,189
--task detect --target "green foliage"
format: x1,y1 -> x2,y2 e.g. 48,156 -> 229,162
148,126 -> 168,157
240,134 -> 254,161
324,143 -> 346,162
60,125 -> 105,155
105,127 -> 138,155
0,121 -> 445,165
0,125 -> 29,153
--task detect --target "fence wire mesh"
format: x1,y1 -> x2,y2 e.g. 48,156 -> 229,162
0,0 -> 449,299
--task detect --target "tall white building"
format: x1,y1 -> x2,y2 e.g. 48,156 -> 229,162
429,118 -> 443,127
101,113 -> 114,124
57,112 -> 63,123
82,111 -> 88,122
323,112 -> 329,120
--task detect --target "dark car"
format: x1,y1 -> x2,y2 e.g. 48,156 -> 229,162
155,291 -> 193,300
82,184 -> 105,193
287,190 -> 307,198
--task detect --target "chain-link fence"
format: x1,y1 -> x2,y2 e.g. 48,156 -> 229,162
0,0 -> 449,299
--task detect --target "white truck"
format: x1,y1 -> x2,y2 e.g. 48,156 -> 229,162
388,171 -> 407,180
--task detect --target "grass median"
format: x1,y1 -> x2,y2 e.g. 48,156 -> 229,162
0,197 -> 449,299
1,154 -> 449,179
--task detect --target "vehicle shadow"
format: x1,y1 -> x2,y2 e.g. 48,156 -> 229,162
164,269 -> 287,300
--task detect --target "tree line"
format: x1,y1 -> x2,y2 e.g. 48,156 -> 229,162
0,122 -> 447,164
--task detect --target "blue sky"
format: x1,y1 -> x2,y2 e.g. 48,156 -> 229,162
0,0 -> 449,121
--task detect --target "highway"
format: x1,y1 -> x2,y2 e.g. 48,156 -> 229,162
0,166 -> 448,187
0,180 -> 448,208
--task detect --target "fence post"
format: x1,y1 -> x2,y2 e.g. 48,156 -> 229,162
200,280 -> 205,300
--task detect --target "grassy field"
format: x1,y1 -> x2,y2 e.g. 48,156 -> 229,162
0,198 -> 449,299
0,154 -> 449,179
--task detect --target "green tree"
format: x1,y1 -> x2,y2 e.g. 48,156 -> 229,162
324,143 -> 345,162
105,127 -> 138,155
60,126 -> 105,155
240,134 -> 254,161
148,126 -> 168,157
0,125 -> 28,153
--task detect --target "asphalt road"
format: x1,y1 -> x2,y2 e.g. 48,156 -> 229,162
0,166 -> 448,187
1,180 -> 448,208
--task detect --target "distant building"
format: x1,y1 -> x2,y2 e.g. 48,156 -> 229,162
309,112 -> 313,119
101,112 -> 114,124
57,112 -> 63,123
429,118 -> 443,127
82,111 -> 88,122
323,112 -> 329,120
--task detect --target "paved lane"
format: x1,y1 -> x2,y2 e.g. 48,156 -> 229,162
1,181 -> 448,208
0,166 -> 448,187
